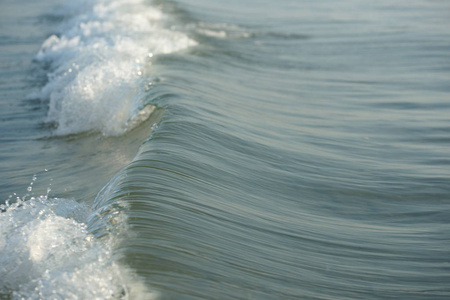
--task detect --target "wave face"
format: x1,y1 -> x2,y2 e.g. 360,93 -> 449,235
33,0 -> 195,136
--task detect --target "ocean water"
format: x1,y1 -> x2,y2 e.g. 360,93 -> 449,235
1,0 -> 449,299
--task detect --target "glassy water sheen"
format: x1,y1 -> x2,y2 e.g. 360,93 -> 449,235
1,0 -> 449,299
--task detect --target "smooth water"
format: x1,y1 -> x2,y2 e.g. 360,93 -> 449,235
1,0 -> 449,299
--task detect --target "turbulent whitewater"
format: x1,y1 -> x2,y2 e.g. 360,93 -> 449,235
0,195 -> 155,299
31,0 -> 195,136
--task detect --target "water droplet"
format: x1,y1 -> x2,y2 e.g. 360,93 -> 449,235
151,123 -> 159,131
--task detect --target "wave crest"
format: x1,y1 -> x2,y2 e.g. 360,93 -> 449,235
33,0 -> 196,136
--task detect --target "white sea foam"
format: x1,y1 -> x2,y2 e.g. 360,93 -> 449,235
0,196 -> 156,299
33,0 -> 196,136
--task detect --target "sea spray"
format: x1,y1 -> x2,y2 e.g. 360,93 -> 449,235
0,193 -> 156,299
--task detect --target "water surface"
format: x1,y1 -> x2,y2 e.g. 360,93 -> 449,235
1,0 -> 449,299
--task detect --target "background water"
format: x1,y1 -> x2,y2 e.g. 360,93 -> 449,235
1,0 -> 450,299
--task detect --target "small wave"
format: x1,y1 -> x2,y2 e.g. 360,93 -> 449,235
0,196 -> 156,299
32,0 -> 196,136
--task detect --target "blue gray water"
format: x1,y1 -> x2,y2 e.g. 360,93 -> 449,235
1,0 -> 449,299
